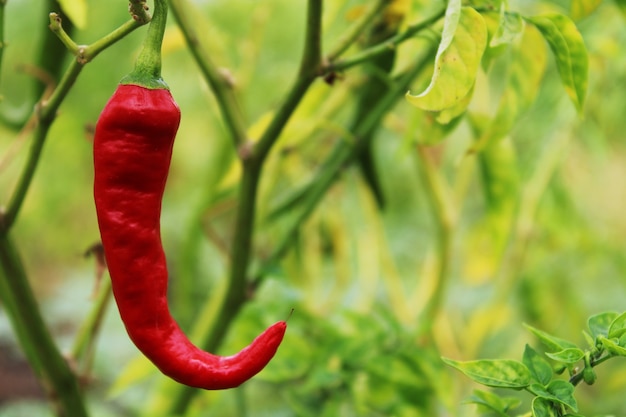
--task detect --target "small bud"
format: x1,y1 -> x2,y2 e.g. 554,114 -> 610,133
583,366 -> 596,385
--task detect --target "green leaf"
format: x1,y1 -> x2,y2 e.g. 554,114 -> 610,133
529,380 -> 578,412
442,357 -> 531,388
587,311 -> 618,339
58,0 -> 88,29
523,345 -> 553,385
526,13 -> 588,113
608,311 -> 626,339
524,323 -> 579,352
598,336 -> 626,356
465,389 -> 521,416
532,397 -> 559,417
406,6 -> 487,111
545,348 -> 585,364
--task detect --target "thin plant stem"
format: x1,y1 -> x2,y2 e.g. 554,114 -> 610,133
253,0 -> 323,161
325,0 -> 387,62
415,145 -> 456,337
84,18 -> 144,62
70,277 -> 113,371
328,8 -> 445,73
48,13 -> 80,55
121,0 -> 168,88
169,0 -> 248,146
0,234 -> 89,417
35,2 -> 74,102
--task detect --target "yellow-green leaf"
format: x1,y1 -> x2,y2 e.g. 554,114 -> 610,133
545,347 -> 585,364
406,6 -> 487,112
526,14 -> 588,113
58,0 -> 88,29
587,311 -> 618,339
522,345 -> 553,386
524,323 -> 579,351
530,381 -> 578,412
608,311 -> 626,339
532,397 -> 559,417
442,357 -> 531,388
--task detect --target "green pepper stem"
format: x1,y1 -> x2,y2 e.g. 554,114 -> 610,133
121,0 -> 169,89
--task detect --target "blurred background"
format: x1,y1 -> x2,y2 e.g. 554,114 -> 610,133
1,0 -> 625,416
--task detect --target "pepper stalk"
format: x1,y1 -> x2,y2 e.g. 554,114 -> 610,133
121,0 -> 169,89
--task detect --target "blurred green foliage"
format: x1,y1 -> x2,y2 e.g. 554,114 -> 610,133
1,0 -> 626,416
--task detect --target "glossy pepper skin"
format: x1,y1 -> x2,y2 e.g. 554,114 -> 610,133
93,84 -> 286,389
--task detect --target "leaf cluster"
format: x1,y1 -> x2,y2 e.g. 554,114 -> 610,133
444,312 -> 626,417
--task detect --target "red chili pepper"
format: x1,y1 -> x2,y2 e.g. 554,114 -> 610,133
92,0 -> 286,390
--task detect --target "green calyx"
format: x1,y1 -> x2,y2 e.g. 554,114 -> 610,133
121,0 -> 170,89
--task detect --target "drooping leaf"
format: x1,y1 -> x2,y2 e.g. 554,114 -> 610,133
523,345 -> 553,385
58,0 -> 88,29
545,348 -> 585,364
587,311 -> 618,339
442,357 -> 531,388
532,397 -> 559,417
406,6 -> 487,111
529,380 -> 578,412
608,311 -> 626,339
526,13 -> 588,113
546,380 -> 578,411
524,323 -> 579,352
465,389 -> 521,416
